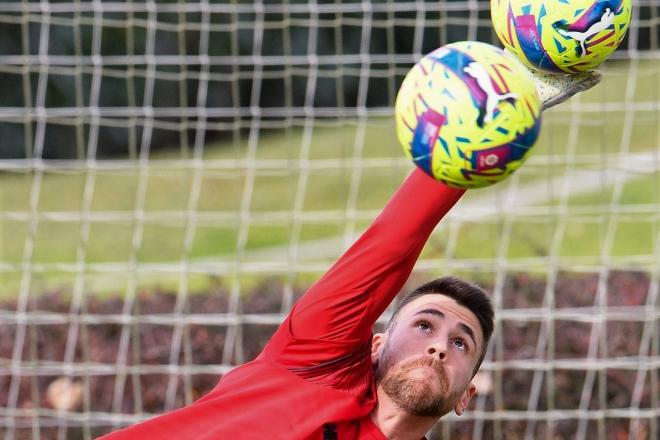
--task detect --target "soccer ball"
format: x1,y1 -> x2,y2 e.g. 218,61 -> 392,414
491,0 -> 632,73
395,41 -> 541,189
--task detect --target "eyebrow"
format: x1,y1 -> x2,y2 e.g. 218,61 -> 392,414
414,308 -> 477,347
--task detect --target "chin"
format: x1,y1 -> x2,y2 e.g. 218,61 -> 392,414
405,376 -> 442,399
388,380 -> 455,418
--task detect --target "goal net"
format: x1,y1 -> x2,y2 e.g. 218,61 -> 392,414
0,1 -> 658,439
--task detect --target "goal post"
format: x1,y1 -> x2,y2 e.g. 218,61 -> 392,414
0,1 -> 658,439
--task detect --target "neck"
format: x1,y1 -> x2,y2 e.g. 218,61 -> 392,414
369,389 -> 438,440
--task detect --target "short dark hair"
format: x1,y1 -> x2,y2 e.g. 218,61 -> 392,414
388,275 -> 494,376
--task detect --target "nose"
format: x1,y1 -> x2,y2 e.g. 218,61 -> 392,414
426,339 -> 448,361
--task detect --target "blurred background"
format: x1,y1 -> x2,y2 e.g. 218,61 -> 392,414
0,1 -> 658,439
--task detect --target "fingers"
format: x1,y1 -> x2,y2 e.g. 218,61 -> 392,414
532,70 -> 603,110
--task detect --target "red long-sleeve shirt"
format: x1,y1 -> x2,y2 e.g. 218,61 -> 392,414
100,169 -> 464,439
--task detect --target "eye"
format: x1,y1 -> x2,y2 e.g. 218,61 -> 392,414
416,320 -> 433,332
451,338 -> 467,351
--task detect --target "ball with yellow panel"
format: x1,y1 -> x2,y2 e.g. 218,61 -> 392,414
491,0 -> 632,73
395,41 -> 542,189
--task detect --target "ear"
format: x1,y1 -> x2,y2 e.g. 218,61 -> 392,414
371,333 -> 387,366
454,383 -> 477,416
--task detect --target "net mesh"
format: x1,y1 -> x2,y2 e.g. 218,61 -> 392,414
0,1 -> 658,439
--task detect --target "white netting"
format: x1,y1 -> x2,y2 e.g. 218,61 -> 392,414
0,1 -> 658,439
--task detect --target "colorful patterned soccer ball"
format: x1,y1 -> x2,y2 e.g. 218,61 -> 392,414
491,0 -> 632,73
395,41 -> 542,189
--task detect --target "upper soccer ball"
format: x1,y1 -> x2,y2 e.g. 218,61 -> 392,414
395,41 -> 541,189
491,0 -> 632,73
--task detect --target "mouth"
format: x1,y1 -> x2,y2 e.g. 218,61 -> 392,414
405,364 -> 442,383
404,360 -> 449,388
412,365 -> 437,374
406,358 -> 440,372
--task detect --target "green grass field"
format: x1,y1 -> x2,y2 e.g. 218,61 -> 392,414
1,59 -> 658,296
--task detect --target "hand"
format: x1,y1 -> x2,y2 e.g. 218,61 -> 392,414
527,69 -> 603,110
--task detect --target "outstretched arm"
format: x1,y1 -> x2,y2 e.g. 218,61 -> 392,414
264,168 -> 464,365
262,66 -> 601,368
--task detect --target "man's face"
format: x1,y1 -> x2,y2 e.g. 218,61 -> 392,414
372,294 -> 484,417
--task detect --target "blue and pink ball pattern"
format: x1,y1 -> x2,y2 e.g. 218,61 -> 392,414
491,0 -> 632,73
395,41 -> 542,189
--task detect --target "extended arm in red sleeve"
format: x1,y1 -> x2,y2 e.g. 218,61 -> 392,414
270,168 -> 464,356
97,169 -> 465,440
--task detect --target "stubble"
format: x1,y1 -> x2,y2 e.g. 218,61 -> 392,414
378,355 -> 461,417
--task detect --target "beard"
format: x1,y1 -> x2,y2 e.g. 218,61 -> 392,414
376,352 -> 462,417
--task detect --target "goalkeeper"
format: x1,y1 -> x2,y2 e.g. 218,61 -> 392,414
100,72 -> 599,440
103,169 -> 488,440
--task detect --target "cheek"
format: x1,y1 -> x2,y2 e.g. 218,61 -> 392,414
387,331 -> 428,357
378,333 -> 420,368
446,360 -> 473,387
